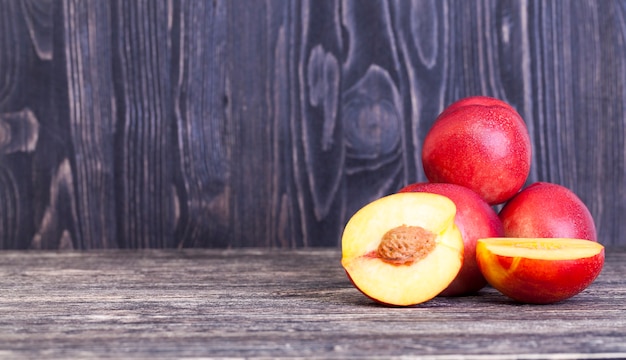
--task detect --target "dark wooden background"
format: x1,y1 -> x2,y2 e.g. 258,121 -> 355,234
1,0 -> 624,249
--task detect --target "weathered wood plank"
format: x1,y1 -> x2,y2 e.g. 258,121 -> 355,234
172,0 -> 231,248
0,0 -> 42,249
112,0 -> 176,248
391,0 -> 449,183
36,0 -> 118,249
267,0 -> 300,248
0,248 -> 624,358
2,0 -> 626,248
294,0 -> 346,247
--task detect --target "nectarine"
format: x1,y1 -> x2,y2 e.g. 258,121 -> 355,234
498,182 -> 597,241
421,96 -> 532,205
341,192 -> 464,306
476,238 -> 604,304
399,182 -> 504,296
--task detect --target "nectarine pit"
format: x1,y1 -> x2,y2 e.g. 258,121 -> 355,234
377,225 -> 436,265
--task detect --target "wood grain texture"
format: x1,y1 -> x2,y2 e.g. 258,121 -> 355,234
0,248 -> 625,358
1,0 -> 626,248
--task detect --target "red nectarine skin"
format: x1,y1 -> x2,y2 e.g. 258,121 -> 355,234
422,96 -> 531,205
399,182 -> 504,296
476,238 -> 605,304
498,182 -> 597,241
437,96 -> 523,121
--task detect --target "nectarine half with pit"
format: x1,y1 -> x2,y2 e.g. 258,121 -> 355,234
476,238 -> 604,304
341,192 -> 464,306
399,182 -> 504,296
422,96 -> 532,205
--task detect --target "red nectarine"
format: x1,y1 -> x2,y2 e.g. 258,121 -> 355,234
421,96 -> 532,205
498,182 -> 597,241
476,238 -> 604,304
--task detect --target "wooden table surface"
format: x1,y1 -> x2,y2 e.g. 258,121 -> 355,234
1,248 -> 625,359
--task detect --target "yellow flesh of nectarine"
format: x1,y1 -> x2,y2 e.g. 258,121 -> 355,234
341,193 -> 464,306
477,238 -> 603,260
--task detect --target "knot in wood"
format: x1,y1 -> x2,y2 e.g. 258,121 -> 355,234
377,225 -> 436,265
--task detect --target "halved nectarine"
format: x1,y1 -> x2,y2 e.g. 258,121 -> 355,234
476,238 -> 605,304
341,192 -> 464,306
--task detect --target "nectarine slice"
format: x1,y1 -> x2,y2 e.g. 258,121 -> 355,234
341,193 -> 464,306
476,238 -> 605,304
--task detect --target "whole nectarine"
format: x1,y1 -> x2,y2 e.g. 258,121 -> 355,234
498,182 -> 597,241
398,182 -> 503,296
476,237 -> 604,304
341,192 -> 464,306
421,96 -> 532,205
